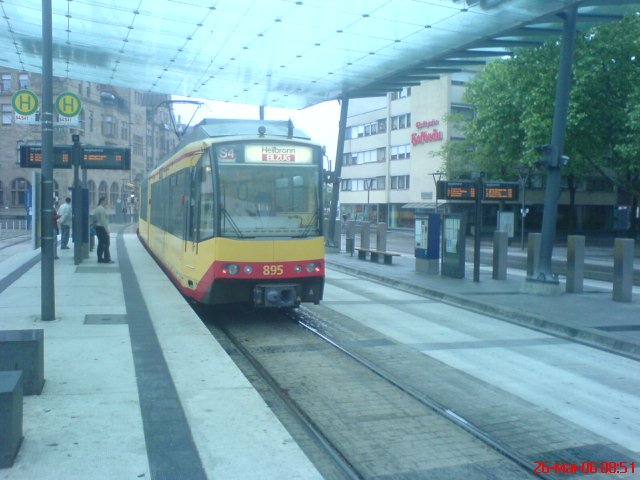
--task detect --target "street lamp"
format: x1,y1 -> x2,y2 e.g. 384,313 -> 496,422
517,163 -> 531,250
365,178 -> 373,221
429,170 -> 444,211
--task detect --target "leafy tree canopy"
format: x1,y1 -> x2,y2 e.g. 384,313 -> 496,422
442,13 -> 640,200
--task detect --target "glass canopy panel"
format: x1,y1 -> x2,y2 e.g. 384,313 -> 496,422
0,0 -> 637,109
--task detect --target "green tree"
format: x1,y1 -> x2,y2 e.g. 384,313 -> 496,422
442,14 -> 640,235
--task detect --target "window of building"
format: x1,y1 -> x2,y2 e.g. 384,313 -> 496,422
391,144 -> 411,160
1,74 -> 11,92
0,181 -> 4,206
347,119 -> 386,139
18,74 -> 29,89
344,148 -> 386,165
110,182 -> 120,208
88,180 -> 96,207
133,135 -> 144,156
89,111 -> 94,132
11,178 -> 30,207
102,115 -> 116,137
98,181 -> 108,203
340,179 -> 352,191
585,176 -> 613,192
390,87 -> 411,100
450,103 -> 475,121
391,113 -> 411,130
391,175 -> 410,190
121,121 -> 129,141
2,104 -> 12,125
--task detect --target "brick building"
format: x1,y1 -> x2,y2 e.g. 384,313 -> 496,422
0,67 -> 176,221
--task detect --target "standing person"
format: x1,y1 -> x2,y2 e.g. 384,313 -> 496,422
94,197 -> 113,264
58,197 -> 72,249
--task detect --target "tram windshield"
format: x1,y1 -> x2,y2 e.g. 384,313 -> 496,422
219,163 -> 321,238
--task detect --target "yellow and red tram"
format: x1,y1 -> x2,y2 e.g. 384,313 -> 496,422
138,119 -> 325,308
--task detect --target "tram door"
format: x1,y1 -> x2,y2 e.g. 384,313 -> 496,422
183,156 -> 204,288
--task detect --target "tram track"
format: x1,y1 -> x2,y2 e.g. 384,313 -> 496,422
202,306 -> 541,480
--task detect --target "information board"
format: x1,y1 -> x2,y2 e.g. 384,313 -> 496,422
19,146 -> 72,169
436,180 -> 476,200
437,180 -> 519,201
20,145 -> 131,170
483,182 -> 519,201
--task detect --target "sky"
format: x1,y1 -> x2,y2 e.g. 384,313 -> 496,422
172,96 -> 342,166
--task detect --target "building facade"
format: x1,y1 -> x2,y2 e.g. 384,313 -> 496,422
0,67 -> 177,220
340,74 -> 473,228
339,73 -> 619,235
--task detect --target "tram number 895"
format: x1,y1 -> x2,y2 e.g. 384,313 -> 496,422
263,265 -> 284,276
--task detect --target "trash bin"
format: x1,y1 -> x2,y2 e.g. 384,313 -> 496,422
346,237 -> 354,256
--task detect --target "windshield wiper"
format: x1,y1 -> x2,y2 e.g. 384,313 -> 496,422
222,208 -> 244,238
294,211 -> 319,238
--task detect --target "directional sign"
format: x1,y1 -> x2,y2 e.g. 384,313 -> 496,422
55,92 -> 82,117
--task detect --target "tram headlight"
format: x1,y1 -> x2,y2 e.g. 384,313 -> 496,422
294,265 -> 303,273
223,264 -> 240,275
306,262 -> 321,273
243,265 -> 253,275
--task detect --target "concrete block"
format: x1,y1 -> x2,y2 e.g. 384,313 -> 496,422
492,231 -> 508,280
0,329 -> 44,395
566,235 -> 585,293
376,222 -> 387,251
613,238 -> 634,302
360,222 -> 370,250
0,371 -> 23,469
526,233 -> 541,277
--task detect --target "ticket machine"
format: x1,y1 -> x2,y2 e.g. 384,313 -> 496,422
415,214 -> 441,274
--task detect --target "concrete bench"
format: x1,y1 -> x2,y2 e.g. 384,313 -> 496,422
0,329 -> 44,395
356,248 -> 401,265
0,371 -> 23,469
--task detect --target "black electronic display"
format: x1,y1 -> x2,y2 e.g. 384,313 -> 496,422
20,145 -> 131,170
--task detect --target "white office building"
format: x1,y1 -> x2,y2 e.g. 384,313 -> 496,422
339,73 -> 475,228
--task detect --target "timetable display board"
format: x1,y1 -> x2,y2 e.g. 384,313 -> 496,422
437,181 -> 476,200
436,180 -> 519,201
20,145 -> 131,170
20,146 -> 72,169
483,182 -> 519,201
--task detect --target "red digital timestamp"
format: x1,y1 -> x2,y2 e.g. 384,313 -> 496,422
534,461 -> 636,475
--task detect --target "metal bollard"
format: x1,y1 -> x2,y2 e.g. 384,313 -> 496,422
613,238 -> 634,302
527,233 -> 541,277
360,221 -> 370,250
566,235 -> 585,293
492,230 -> 508,280
376,222 -> 387,252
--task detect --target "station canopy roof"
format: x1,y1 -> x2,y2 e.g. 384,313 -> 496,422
0,0 -> 638,109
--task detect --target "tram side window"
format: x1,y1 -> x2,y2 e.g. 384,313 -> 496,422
166,170 -> 187,238
150,181 -> 163,227
199,162 -> 215,240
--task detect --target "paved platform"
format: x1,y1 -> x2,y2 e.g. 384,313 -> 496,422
0,231 -> 322,480
326,244 -> 640,361
1,228 -> 638,479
